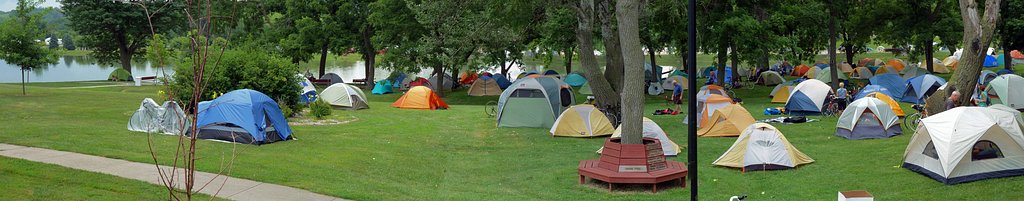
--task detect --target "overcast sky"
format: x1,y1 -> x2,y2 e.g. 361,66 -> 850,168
0,0 -> 61,12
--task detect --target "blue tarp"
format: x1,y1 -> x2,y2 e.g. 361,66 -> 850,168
372,80 -> 394,94
901,75 -> 947,104
492,73 -> 512,89
196,89 -> 293,144
985,55 -> 999,67
709,67 -> 733,84
854,85 -> 894,100
564,73 -> 587,87
868,74 -> 906,99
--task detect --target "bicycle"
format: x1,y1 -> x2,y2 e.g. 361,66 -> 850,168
484,101 -> 498,117
904,104 -> 927,132
596,104 -> 622,127
819,95 -> 843,117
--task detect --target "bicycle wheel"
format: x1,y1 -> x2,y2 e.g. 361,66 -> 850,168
904,113 -> 921,132
485,101 -> 498,117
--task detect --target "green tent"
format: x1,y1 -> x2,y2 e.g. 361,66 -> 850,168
108,68 -> 133,81
669,69 -> 688,78
497,77 -> 575,128
578,83 -> 593,95
814,67 -> 848,84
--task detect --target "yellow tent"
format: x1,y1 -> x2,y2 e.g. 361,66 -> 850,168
391,86 -> 450,110
770,85 -> 794,103
942,56 -> 959,70
865,92 -> 905,117
804,67 -> 819,79
550,105 -> 614,137
886,59 -> 906,72
467,78 -> 501,96
873,66 -> 899,75
839,63 -> 855,73
598,117 -> 682,156
698,104 -> 756,137
712,123 -> 814,171
920,59 -> 950,73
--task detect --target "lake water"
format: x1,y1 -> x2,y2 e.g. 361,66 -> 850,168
0,56 -> 535,84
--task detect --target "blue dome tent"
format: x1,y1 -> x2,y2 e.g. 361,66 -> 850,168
902,75 -> 947,104
984,55 -> 999,67
868,74 -> 906,99
853,85 -> 894,100
492,73 -> 512,89
564,72 -> 587,87
192,89 -> 294,145
372,79 -> 394,94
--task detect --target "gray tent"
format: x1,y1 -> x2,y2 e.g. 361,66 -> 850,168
430,73 -> 456,91
757,71 -> 785,86
320,73 -> 345,85
835,97 -> 901,139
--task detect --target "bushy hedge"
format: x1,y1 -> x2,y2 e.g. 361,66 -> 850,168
170,47 -> 301,111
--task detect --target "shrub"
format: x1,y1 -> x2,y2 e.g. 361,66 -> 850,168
278,99 -> 294,118
170,46 -> 301,110
308,99 -> 332,119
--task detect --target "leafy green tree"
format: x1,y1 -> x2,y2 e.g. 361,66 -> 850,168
337,0 -> 379,89
997,0 -> 1024,70
873,0 -> 961,72
60,0 -> 183,74
61,35 -> 74,50
534,5 -> 577,74
0,0 -> 58,95
47,35 -> 59,49
280,0 -> 345,77
573,0 -> 621,106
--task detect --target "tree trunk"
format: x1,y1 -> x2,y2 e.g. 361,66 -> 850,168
318,42 -> 329,78
21,69 -> 26,95
828,0 -> 839,90
362,26 -> 376,90
844,43 -> 855,66
564,47 -> 575,73
730,44 -> 739,86
616,0 -> 643,145
925,38 -> 935,73
597,0 -> 624,92
573,0 -> 621,106
1005,44 -> 1013,70
648,47 -> 657,66
954,0 -> 1002,106
434,65 -> 445,97
115,32 -> 133,74
716,39 -> 727,86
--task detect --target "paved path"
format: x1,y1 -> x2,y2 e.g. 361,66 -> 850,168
0,143 -> 348,201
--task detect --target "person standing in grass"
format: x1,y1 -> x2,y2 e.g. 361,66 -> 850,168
836,82 -> 849,110
672,80 -> 682,115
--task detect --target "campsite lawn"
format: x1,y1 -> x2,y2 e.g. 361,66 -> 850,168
0,156 -> 221,200
3,54 -> 1024,200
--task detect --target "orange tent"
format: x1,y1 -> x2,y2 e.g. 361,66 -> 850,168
858,58 -> 874,67
886,59 -> 906,71
392,86 -> 449,110
459,71 -> 478,85
792,64 -> 811,76
1013,50 -> 1024,59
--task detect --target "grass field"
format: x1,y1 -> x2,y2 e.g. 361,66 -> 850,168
0,156 -> 220,200
2,53 -> 1024,200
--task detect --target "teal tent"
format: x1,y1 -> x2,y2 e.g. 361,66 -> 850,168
372,80 -> 393,94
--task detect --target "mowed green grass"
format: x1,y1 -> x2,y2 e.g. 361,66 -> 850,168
2,53 -> 1024,200
0,156 -> 221,201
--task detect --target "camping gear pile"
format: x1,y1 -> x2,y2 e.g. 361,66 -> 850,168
127,98 -> 190,135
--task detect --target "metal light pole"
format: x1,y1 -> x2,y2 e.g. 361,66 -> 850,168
686,0 -> 698,199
